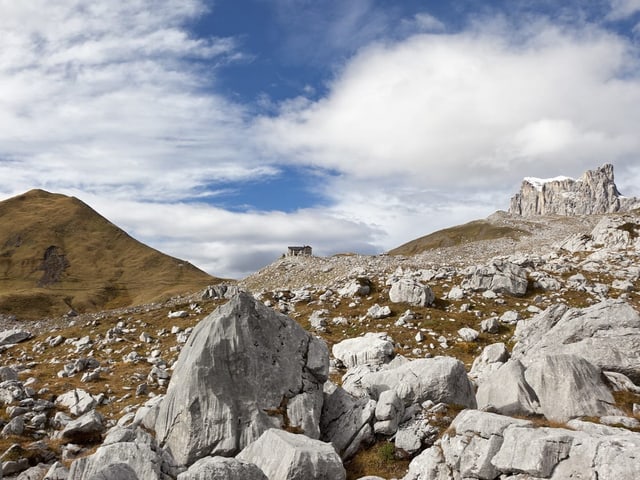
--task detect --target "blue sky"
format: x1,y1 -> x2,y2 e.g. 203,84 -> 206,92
1,0 -> 640,278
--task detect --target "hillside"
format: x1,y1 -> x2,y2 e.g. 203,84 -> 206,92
388,218 -> 528,256
0,189 -> 220,319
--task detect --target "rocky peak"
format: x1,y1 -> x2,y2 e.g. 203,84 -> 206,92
509,163 -> 640,216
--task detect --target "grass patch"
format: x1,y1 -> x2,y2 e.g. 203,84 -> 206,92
345,440 -> 410,480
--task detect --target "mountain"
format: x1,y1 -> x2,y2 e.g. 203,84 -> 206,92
509,163 -> 640,216
0,189 -> 220,319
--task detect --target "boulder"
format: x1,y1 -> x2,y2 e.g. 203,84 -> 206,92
524,354 -> 623,422
469,343 -> 509,383
320,382 -> 376,459
154,292 -> 329,466
0,367 -> 18,382
403,409 -> 640,480
332,333 -> 394,368
176,456 -> 267,480
367,304 -> 392,319
57,410 -> 106,444
476,360 -> 540,416
358,357 -> 476,408
55,389 -> 97,417
237,429 -> 346,480
457,328 -> 479,342
512,299 -> 640,383
0,329 -> 31,347
68,427 -> 172,480
464,259 -> 528,296
389,278 -> 435,307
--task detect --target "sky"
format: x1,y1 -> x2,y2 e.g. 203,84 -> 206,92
1,0 -> 640,279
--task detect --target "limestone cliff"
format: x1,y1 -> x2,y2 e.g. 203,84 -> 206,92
509,164 -> 640,216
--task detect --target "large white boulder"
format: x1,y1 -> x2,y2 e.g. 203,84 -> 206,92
476,359 -> 540,416
357,356 -> 477,408
176,456 -> 267,480
237,429 -> 346,480
332,333 -> 394,368
524,354 -> 623,422
320,382 -> 376,459
154,292 -> 329,466
463,259 -> 528,296
512,299 -> 640,383
389,278 -> 435,306
403,409 -> 640,480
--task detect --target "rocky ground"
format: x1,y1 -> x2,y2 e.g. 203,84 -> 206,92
1,210 -> 640,479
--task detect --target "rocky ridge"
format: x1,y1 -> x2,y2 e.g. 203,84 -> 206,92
509,163 -> 640,216
1,186 -> 640,478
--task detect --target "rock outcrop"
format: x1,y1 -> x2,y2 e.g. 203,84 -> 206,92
509,163 -> 640,216
403,410 -> 640,480
154,292 -> 329,466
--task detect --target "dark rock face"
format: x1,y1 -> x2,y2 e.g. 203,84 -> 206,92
154,292 -> 329,466
509,164 -> 640,216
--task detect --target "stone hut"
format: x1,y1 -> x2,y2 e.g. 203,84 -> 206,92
287,245 -> 312,257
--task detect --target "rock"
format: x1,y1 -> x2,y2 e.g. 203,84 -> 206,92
358,357 -> 477,408
167,310 -> 188,318
176,456 -> 267,480
373,390 -> 404,436
469,343 -> 510,383
58,410 -> 106,444
309,310 -> 329,331
395,419 -> 439,455
509,163 -> 640,216
154,292 -> 329,466
44,461 -> 69,480
68,426 -> 174,480
202,284 -> 240,300
332,333 -> 394,368
55,389 -> 97,417
524,354 -> 623,422
480,317 -> 499,333
447,287 -> 464,300
14,464 -> 49,480
320,382 -> 376,459
0,329 -> 31,346
0,367 -> 18,382
237,429 -> 346,480
512,299 -> 640,383
389,278 -> 435,307
457,328 -> 479,342
1,416 -> 25,437
338,278 -> 371,297
500,310 -> 520,324
367,304 -> 392,319
464,259 -> 528,296
476,360 -> 540,416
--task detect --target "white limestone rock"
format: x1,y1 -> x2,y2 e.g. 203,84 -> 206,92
359,357 -> 477,408
176,456 -> 267,480
476,360 -> 540,416
237,429 -> 346,480
55,389 -> 98,417
0,329 -> 31,347
389,278 -> 435,307
464,259 -> 528,296
524,354 -> 623,422
154,292 -> 329,466
469,343 -> 509,383
68,427 -> 171,480
332,333 -> 394,368
509,164 -> 640,216
320,382 -> 376,459
457,328 -> 479,342
512,299 -> 640,383
367,304 -> 392,319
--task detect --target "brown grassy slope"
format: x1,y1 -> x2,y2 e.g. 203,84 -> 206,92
388,219 -> 528,256
0,189 -> 221,319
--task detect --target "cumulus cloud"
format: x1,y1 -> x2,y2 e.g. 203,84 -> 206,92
258,21 -> 640,189
607,0 -> 640,20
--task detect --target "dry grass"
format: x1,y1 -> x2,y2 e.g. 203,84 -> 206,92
0,189 -> 223,319
345,440 -> 411,480
389,220 -> 528,256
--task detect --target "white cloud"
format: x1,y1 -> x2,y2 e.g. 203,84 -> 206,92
408,13 -> 446,32
0,0 -> 258,201
258,22 -> 640,189
607,0 -> 640,20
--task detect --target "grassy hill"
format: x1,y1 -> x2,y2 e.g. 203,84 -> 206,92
0,189 -> 221,319
388,219 -> 527,256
